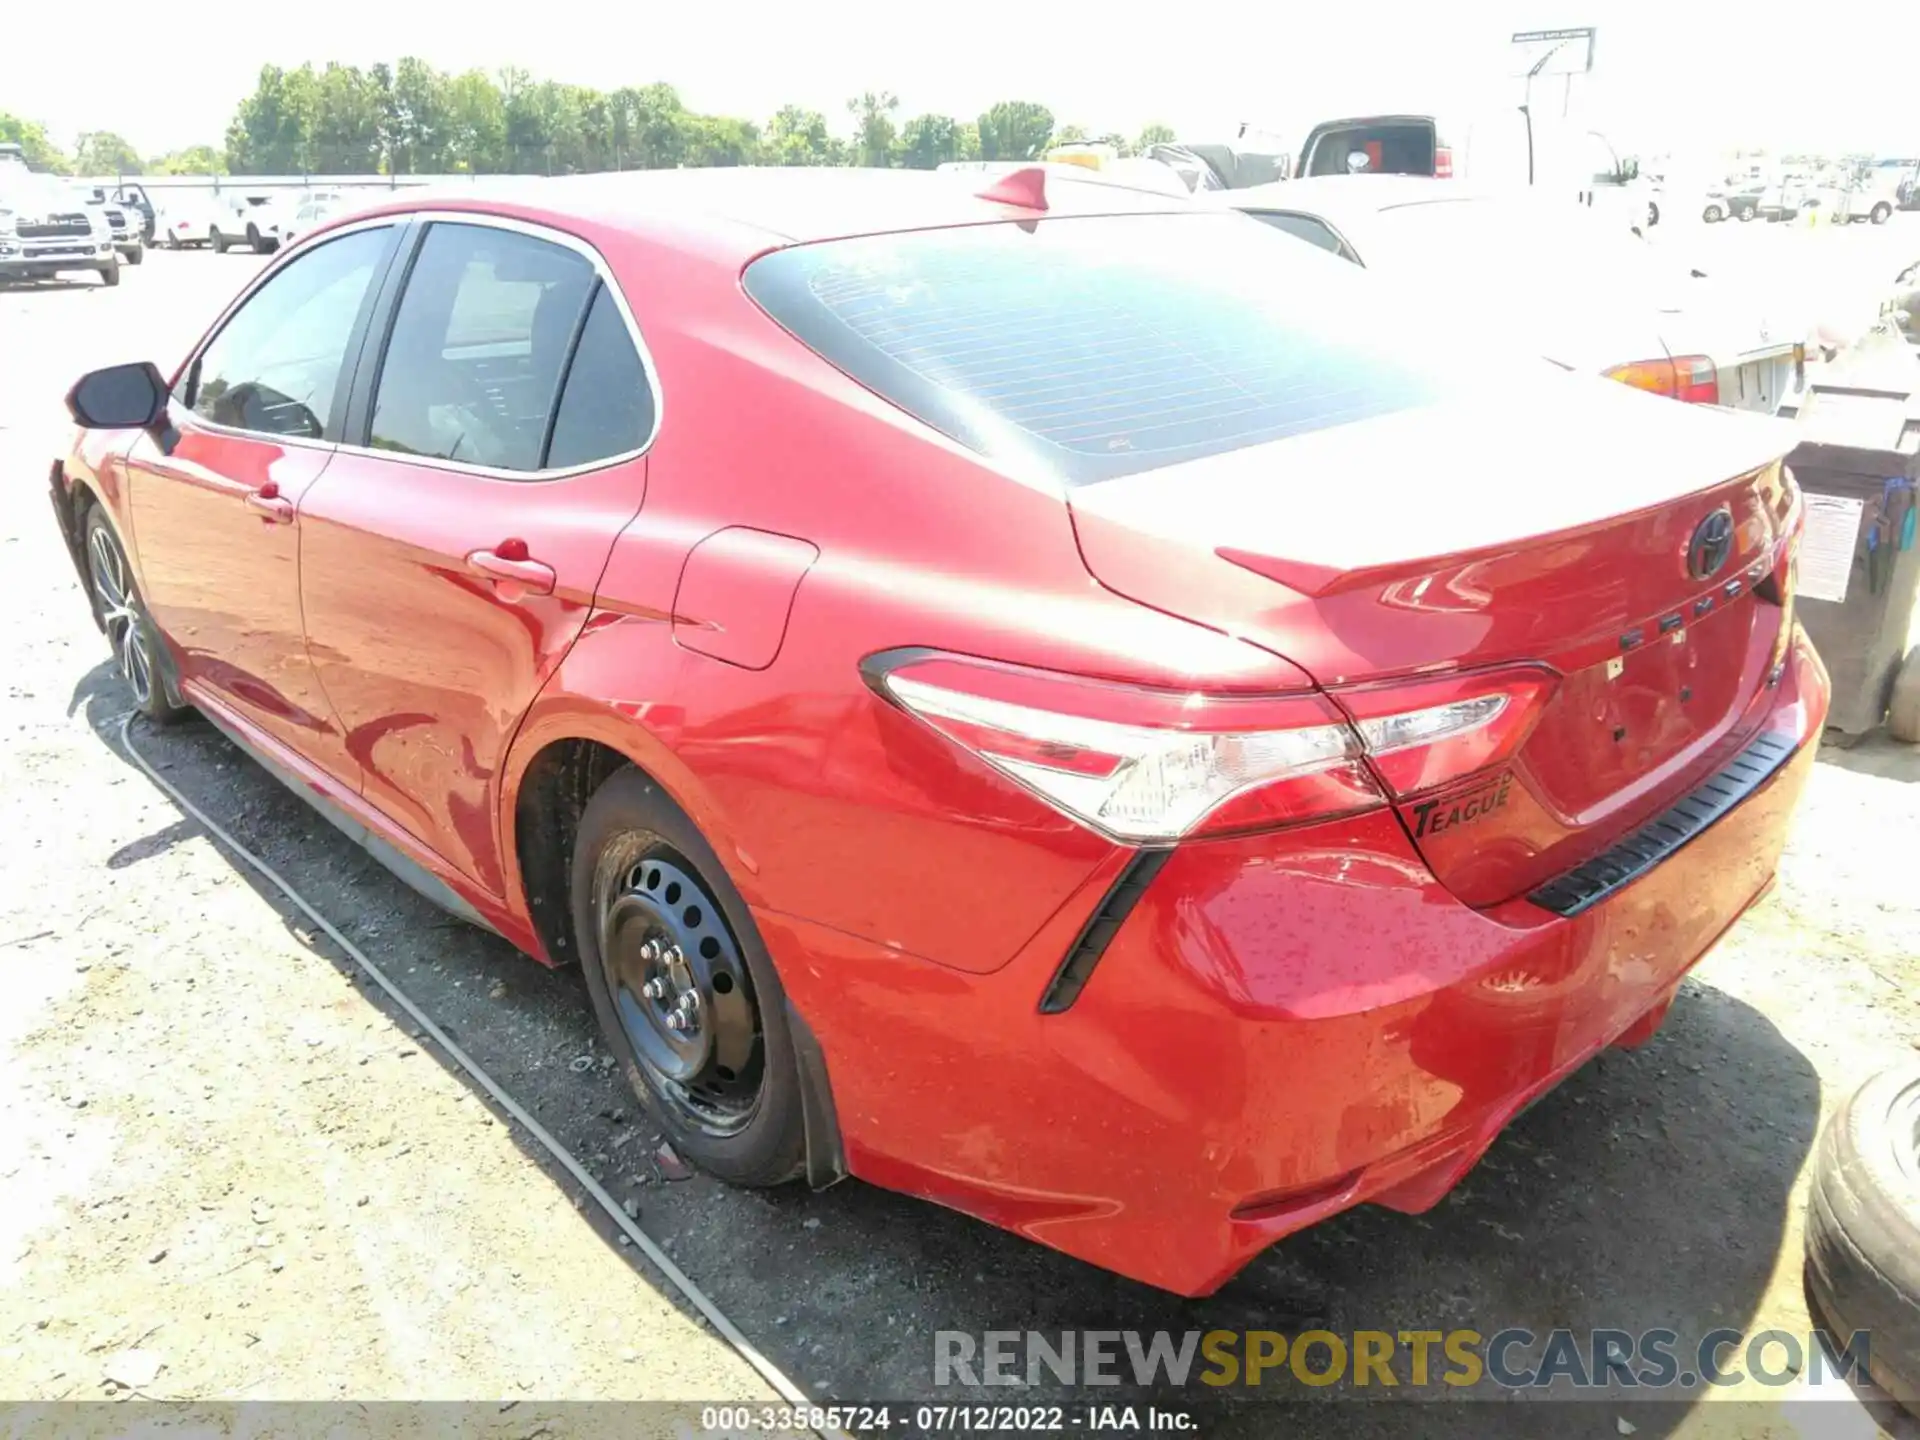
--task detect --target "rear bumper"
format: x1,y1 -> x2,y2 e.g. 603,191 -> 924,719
767,631 -> 1829,1295
0,246 -> 114,278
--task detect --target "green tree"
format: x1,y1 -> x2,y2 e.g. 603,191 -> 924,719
387,57 -> 449,173
226,64 -> 318,173
443,70 -> 507,173
765,105 -> 837,166
848,91 -> 899,168
1052,123 -> 1089,148
1134,122 -> 1176,152
309,64 -> 382,173
976,101 -> 1053,161
151,144 -> 227,176
74,131 -> 143,175
898,113 -> 967,169
0,113 -> 72,171
681,115 -> 760,167
625,84 -> 690,169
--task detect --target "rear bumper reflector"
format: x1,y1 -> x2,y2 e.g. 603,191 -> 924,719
1039,849 -> 1172,1014
1527,731 -> 1798,918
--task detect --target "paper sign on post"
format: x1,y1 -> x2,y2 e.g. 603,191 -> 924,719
1797,492 -> 1864,604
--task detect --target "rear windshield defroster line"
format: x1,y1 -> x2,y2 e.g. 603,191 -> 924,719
743,213 -> 1457,486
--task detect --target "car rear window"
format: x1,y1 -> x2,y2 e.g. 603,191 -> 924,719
743,212 -> 1456,485
1303,122 -> 1437,176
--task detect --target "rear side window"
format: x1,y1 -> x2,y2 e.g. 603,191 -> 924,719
546,287 -> 654,468
369,222 -> 595,472
744,212 -> 1453,485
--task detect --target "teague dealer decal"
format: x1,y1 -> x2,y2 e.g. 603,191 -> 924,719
1412,771 -> 1515,839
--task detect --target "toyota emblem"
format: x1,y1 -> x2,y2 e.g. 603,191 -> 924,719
1687,508 -> 1735,580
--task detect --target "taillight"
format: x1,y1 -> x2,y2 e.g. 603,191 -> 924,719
1434,145 -> 1454,179
1333,667 -> 1559,798
1604,355 -> 1720,405
866,652 -> 1556,844
870,653 -> 1376,842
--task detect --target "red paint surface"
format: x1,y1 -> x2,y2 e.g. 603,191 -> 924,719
54,176 -> 1831,1293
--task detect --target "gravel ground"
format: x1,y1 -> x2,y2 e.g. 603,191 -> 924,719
2,237 -> 1918,1439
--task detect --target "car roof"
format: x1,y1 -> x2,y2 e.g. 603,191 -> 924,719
339,166 -> 1198,266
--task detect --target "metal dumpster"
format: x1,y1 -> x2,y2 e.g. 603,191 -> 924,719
1777,336 -> 1920,737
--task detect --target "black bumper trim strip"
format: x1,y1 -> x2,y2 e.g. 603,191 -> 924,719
1039,848 -> 1172,1014
1527,731 -> 1799,918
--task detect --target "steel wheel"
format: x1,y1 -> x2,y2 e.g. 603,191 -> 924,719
88,522 -> 154,708
593,845 -> 764,1137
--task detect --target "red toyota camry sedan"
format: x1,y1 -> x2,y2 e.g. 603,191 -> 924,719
50,167 -> 1826,1295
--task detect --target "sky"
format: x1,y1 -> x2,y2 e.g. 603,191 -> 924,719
1,0 -> 1906,162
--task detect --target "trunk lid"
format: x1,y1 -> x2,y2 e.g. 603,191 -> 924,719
1069,375 -> 1801,906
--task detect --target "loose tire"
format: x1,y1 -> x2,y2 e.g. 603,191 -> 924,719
570,766 -> 805,1187
83,508 -> 188,725
1888,645 -> 1920,744
1804,1066 -> 1920,1413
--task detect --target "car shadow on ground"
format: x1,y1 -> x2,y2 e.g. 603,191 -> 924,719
67,661 -> 1832,1438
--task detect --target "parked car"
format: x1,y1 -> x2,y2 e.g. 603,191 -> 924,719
155,193 -> 224,250
1833,172 -> 1899,225
1295,108 -> 1646,232
1704,186 -> 1764,222
278,191 -> 352,248
108,183 -> 157,242
0,170 -> 118,286
50,167 -> 1826,1295
1222,177 -> 1807,414
209,192 -> 285,253
75,187 -> 143,266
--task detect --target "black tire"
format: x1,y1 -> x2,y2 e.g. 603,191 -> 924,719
1872,203 -> 1893,226
1805,1066 -> 1920,1413
1703,204 -> 1724,223
1647,201 -> 1660,227
125,247 -> 143,266
570,766 -> 805,1187
82,508 -> 188,725
211,228 -> 228,254
247,224 -> 272,255
98,264 -> 119,288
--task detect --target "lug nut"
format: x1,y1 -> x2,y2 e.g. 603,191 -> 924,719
642,977 -> 667,1001
665,1009 -> 689,1033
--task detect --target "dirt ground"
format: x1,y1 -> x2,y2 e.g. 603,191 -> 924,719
2,230 -> 1918,1440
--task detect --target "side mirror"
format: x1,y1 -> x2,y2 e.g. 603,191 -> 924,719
66,361 -> 169,430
